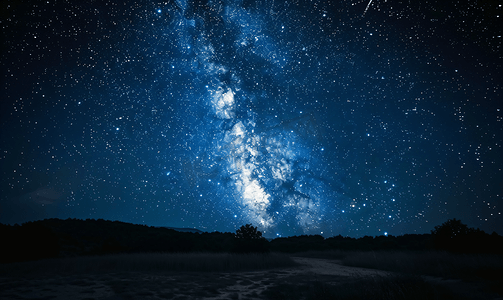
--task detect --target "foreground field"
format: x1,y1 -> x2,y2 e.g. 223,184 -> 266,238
0,252 -> 501,300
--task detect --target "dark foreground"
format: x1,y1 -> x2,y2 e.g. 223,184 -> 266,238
1,252 -> 502,300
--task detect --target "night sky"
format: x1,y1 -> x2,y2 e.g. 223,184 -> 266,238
1,0 -> 502,238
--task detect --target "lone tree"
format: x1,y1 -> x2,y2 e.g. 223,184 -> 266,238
235,224 -> 263,239
430,218 -> 489,253
430,218 -> 503,254
233,224 -> 269,253
431,218 -> 473,239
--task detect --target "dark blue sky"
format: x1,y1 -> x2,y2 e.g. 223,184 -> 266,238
1,0 -> 501,238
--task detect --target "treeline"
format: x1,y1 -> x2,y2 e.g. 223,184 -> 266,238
270,233 -> 432,253
0,218 -> 267,263
270,219 -> 503,254
0,218 -> 502,264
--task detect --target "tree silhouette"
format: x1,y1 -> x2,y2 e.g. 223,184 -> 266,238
233,224 -> 269,253
431,218 -> 479,252
431,218 -> 472,239
235,224 -> 263,239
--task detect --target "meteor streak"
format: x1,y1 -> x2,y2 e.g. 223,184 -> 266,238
363,0 -> 373,16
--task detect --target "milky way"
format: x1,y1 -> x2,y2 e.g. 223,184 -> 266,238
154,0 -> 346,236
1,0 -> 502,237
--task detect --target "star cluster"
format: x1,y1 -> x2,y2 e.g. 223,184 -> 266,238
1,0 -> 502,237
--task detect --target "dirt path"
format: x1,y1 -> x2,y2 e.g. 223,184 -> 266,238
209,257 -> 386,300
290,257 -> 390,277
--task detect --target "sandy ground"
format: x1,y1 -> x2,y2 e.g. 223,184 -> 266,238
0,257 -> 387,300
0,257 -> 500,300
